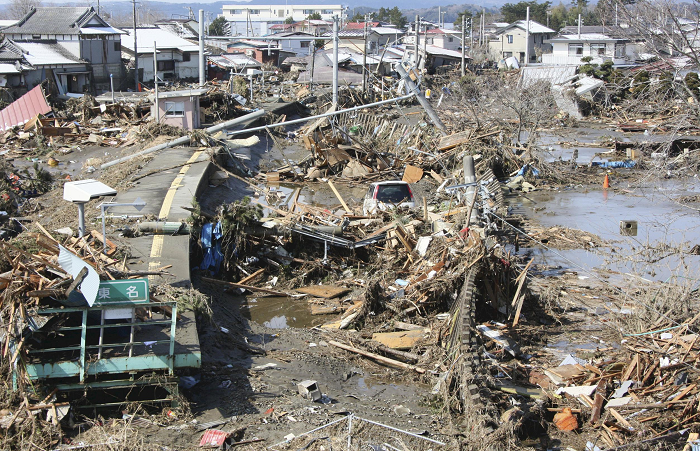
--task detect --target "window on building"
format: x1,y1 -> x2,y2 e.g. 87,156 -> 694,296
590,43 -> 606,56
568,43 -> 583,56
506,34 -> 513,44
615,43 -> 626,58
114,41 -> 120,51
182,52 -> 191,62
278,9 -> 284,17
448,37 -> 453,42
231,10 -> 241,14
303,9 -> 313,14
157,60 -> 175,71
503,51 -> 512,58
164,101 -> 185,117
249,9 -> 260,14
322,10 -> 333,14
300,41 -> 310,48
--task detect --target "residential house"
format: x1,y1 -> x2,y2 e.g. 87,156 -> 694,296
0,38 -> 34,89
344,21 -> 380,30
268,31 -> 315,57
221,4 -> 345,36
208,53 -> 261,78
405,28 -> 461,52
0,6 -> 124,94
120,27 -> 200,83
543,33 -> 632,66
372,27 -> 405,47
488,20 -> 555,64
154,18 -> 199,42
322,29 -> 381,54
292,19 -> 332,36
226,39 -> 281,64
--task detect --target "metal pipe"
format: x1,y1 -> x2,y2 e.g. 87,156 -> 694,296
395,64 -> 447,135
226,94 -> 414,137
110,74 -> 114,103
463,155 -> 477,224
332,16 -> 339,106
199,9 -> 205,86
101,109 -> 267,169
77,202 -> 85,238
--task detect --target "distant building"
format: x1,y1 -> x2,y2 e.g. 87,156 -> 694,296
0,6 -> 124,94
488,20 -> 555,64
543,33 -> 632,66
221,4 -> 345,36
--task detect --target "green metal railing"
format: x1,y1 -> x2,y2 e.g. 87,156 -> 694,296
22,301 -> 178,384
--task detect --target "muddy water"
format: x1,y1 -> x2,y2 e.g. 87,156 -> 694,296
526,125 -> 673,163
509,179 -> 700,282
243,296 -> 327,329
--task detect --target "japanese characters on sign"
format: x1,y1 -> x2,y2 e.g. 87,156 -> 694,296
94,279 -> 149,305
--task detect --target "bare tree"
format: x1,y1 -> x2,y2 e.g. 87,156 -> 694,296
6,0 -> 41,19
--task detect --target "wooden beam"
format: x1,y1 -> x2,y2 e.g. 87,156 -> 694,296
328,340 -> 426,373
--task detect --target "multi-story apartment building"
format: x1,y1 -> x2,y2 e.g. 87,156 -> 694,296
221,4 -> 345,36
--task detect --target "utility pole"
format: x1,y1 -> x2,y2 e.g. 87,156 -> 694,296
362,15 -> 368,94
438,6 -> 441,27
415,15 -> 420,66
332,16 -> 338,106
578,13 -> 582,39
309,41 -> 315,89
525,6 -> 530,66
461,15 -> 466,76
396,64 -> 447,134
154,41 -> 159,122
132,0 -> 138,92
199,9 -> 205,86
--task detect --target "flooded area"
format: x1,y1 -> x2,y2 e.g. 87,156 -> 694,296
242,295 -> 327,329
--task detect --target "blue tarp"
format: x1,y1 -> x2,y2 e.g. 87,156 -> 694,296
200,221 -> 224,274
516,164 -> 540,177
591,160 -> 636,169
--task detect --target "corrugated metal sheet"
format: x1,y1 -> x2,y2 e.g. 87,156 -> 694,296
0,85 -> 51,132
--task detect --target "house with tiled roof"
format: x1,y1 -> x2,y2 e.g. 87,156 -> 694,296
0,6 -> 124,94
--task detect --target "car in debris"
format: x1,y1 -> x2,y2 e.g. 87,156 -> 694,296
362,181 -> 416,215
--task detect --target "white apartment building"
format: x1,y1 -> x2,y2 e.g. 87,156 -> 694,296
221,4 -> 345,36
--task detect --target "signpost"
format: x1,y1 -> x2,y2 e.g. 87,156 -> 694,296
94,278 -> 149,305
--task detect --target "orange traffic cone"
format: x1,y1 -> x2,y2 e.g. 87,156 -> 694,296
603,174 -> 610,189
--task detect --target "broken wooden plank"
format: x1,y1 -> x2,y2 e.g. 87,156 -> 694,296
328,340 -> 425,373
238,268 -> 265,285
371,329 -> 427,350
327,180 -> 352,213
437,129 -> 472,151
296,285 -> 351,299
402,165 -> 423,184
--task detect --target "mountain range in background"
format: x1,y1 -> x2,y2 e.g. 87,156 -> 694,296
0,1 -> 504,26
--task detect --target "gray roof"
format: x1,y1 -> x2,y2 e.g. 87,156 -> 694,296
1,6 -> 108,35
0,38 -> 24,61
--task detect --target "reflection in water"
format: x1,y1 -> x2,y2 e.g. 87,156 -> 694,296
264,315 -> 290,329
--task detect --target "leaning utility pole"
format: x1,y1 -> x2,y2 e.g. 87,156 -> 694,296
132,0 -> 138,92
332,16 -> 339,106
396,63 -> 447,134
199,9 -> 205,86
461,15 -> 466,76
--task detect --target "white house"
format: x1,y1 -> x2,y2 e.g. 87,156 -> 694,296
488,20 -> 555,64
543,33 -> 632,66
405,28 -> 461,52
120,27 -> 200,83
221,4 -> 345,36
